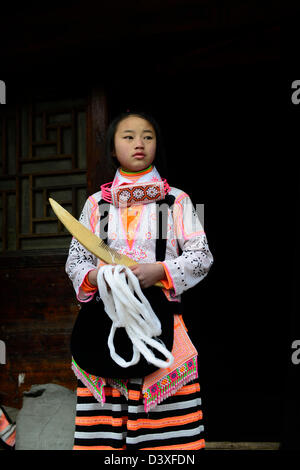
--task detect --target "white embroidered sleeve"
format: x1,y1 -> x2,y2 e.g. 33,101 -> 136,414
162,193 -> 214,296
65,198 -> 99,302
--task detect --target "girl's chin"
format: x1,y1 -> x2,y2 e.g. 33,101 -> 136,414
123,161 -> 151,172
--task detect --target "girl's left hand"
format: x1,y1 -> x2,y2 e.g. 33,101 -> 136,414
129,263 -> 166,289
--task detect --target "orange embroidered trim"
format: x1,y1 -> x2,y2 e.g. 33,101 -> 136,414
156,262 -> 173,289
76,386 -> 122,398
121,205 -> 144,250
127,410 -> 202,431
75,415 -> 128,427
140,438 -> 205,451
119,165 -> 153,177
81,273 -> 97,293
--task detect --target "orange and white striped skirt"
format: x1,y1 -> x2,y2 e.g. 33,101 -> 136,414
73,378 -> 205,451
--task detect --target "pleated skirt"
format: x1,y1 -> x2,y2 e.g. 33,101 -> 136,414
73,378 -> 205,451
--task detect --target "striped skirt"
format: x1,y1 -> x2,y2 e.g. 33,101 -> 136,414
73,378 -> 205,451
0,406 -> 16,449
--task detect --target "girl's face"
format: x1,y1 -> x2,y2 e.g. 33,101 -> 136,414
112,115 -> 156,172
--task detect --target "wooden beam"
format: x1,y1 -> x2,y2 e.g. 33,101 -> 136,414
86,88 -> 112,195
205,441 -> 281,450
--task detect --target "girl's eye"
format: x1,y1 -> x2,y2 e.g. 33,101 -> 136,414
123,135 -> 153,140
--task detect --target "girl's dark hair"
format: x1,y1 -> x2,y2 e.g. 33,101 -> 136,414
104,110 -> 168,177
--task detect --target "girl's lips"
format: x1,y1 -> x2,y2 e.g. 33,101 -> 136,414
133,154 -> 145,159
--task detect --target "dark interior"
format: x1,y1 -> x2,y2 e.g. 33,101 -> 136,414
2,1 -> 298,449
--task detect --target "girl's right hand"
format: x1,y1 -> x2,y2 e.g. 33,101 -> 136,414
88,265 -> 115,287
87,268 -> 99,287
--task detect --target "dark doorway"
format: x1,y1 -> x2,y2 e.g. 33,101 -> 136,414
105,63 -> 291,443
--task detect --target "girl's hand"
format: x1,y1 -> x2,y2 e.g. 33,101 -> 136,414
129,263 -> 166,289
87,268 -> 99,286
88,266 -> 114,292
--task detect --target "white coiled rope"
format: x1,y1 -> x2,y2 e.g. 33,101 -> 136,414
97,264 -> 174,369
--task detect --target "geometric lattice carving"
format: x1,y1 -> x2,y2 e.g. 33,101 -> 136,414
0,96 -> 87,251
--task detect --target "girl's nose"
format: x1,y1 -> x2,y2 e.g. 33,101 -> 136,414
135,138 -> 144,148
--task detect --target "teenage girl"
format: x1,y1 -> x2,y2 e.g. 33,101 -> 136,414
66,111 -> 213,450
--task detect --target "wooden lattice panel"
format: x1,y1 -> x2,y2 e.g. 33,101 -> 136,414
0,96 -> 87,251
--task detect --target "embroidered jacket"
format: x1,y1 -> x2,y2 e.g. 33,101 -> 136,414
65,166 -> 214,304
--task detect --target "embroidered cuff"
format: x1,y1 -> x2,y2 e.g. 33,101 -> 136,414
77,270 -> 97,303
81,272 -> 98,293
77,289 -> 96,303
156,262 -> 174,290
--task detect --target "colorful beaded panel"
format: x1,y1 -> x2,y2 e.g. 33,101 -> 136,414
101,179 -> 170,207
143,356 -> 198,413
112,181 -> 165,207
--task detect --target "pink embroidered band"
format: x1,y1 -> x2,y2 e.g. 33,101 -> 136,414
71,315 -> 198,413
101,180 -> 170,207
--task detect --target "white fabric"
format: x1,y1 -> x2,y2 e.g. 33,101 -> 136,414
65,166 -> 214,303
97,264 -> 174,369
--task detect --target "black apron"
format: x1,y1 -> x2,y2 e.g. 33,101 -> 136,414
70,195 -> 182,378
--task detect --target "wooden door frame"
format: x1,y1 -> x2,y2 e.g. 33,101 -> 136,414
86,87 -> 113,196
0,85 -> 111,408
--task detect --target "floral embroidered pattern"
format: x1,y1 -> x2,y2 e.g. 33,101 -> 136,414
67,238 -> 95,270
146,186 -> 159,198
117,246 -> 147,262
119,189 -> 131,202
132,188 -> 144,199
182,236 -> 212,278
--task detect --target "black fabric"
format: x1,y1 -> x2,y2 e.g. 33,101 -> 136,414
155,195 -> 174,262
70,195 -> 180,378
98,198 -> 109,245
71,284 -> 180,378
